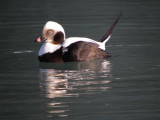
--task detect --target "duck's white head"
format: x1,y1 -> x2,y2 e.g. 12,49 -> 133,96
36,21 -> 65,44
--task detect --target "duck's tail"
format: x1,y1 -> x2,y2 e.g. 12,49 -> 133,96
100,13 -> 122,43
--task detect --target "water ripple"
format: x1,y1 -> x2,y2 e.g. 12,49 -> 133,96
13,50 -> 33,54
39,60 -> 111,98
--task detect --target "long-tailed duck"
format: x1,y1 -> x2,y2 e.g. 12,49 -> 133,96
35,14 -> 121,62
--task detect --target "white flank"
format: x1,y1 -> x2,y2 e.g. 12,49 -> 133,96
38,43 -> 61,56
63,37 -> 100,47
62,36 -> 111,51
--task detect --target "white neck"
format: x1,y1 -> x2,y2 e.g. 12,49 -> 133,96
38,43 -> 61,56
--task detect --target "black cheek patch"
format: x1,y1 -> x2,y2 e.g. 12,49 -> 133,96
54,31 -> 64,44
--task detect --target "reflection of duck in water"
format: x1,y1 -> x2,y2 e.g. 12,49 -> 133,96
39,69 -> 68,98
35,15 -> 121,62
39,60 -> 111,98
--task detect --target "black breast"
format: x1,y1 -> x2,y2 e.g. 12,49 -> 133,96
38,47 -> 63,62
63,41 -> 111,62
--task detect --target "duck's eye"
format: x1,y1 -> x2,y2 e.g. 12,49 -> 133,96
47,29 -> 54,35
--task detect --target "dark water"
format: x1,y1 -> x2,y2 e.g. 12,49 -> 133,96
0,0 -> 160,120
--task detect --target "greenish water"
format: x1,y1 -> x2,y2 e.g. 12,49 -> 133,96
0,0 -> 160,120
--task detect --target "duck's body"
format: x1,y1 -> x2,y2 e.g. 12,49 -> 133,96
62,37 -> 111,62
36,14 -> 121,62
38,37 -> 111,62
38,43 -> 63,62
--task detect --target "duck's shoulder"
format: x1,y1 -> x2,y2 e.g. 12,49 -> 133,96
62,37 -> 100,48
38,43 -> 61,56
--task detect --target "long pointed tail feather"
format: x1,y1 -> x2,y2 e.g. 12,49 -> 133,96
100,13 -> 122,42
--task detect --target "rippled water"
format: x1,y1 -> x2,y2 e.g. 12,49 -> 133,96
0,0 -> 160,120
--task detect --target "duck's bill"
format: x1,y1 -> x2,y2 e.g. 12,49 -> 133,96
34,36 -> 46,42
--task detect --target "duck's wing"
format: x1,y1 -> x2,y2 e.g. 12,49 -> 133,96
62,39 -> 111,62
